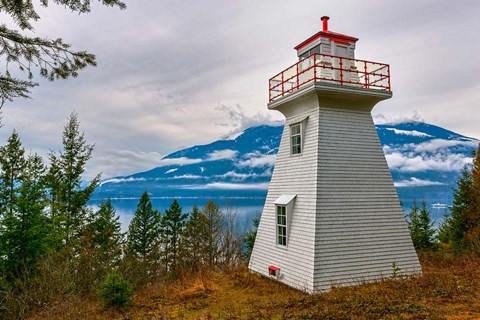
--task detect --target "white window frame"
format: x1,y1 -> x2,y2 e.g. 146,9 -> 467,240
290,116 -> 307,156
276,205 -> 287,246
274,194 -> 296,247
299,44 -> 321,60
290,123 -> 302,155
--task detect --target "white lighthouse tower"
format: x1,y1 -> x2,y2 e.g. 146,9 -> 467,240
248,17 -> 421,292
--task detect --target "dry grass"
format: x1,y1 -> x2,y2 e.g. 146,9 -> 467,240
27,251 -> 480,319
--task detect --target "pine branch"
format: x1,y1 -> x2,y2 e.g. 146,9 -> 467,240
1,25 -> 96,79
0,24 -> 96,102
0,74 -> 36,108
0,0 -> 126,105
1,0 -> 126,31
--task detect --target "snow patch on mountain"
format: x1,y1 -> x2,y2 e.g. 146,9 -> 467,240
165,168 -> 178,174
171,174 -> 203,180
385,128 -> 432,138
158,157 -> 202,167
223,130 -> 245,141
100,177 -> 146,185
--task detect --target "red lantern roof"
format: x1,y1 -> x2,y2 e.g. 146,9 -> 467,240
294,16 -> 358,51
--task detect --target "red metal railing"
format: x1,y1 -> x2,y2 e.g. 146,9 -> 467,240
269,53 -> 391,102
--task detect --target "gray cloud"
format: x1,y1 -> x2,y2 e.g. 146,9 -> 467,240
414,140 -> 478,153
206,149 -> 238,161
1,0 -> 479,181
236,154 -> 277,168
385,151 -> 471,172
394,178 -> 445,188
373,111 -> 425,125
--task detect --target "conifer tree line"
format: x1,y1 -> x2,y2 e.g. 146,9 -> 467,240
404,143 -> 480,254
0,113 -> 248,318
437,144 -> 480,254
123,195 -> 244,285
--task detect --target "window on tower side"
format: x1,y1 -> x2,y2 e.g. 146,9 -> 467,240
274,194 -> 296,247
276,205 -> 287,246
291,123 -> 302,155
299,44 -> 321,60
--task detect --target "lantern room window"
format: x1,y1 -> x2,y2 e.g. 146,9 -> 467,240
299,44 -> 321,60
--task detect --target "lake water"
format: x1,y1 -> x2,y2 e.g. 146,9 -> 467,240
89,197 -> 266,232
90,196 -> 448,232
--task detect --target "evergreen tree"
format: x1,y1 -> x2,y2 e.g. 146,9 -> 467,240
77,199 -> 123,293
183,204 -> 208,269
437,209 -> 453,244
463,146 -> 480,251
0,130 -> 26,216
439,144 -> 480,253
438,166 -> 471,253
126,192 -> 162,279
83,199 -> 123,263
450,166 -> 472,252
161,199 -> 187,271
0,150 -> 51,279
243,216 -> 259,261
406,200 -> 436,249
0,0 -> 126,109
46,112 -> 101,248
417,200 -> 436,248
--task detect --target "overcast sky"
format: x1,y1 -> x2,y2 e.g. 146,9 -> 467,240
1,0 -> 479,180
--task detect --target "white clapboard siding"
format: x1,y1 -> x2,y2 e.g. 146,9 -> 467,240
249,93 -> 320,292
313,105 -> 420,291
249,83 -> 421,293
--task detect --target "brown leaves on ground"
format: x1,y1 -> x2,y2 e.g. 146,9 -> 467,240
27,251 -> 480,320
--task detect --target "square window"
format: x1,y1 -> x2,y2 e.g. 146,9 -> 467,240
311,44 -> 321,55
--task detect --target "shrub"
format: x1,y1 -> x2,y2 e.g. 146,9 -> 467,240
97,271 -> 133,308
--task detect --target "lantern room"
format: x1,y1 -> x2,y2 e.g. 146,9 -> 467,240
295,16 -> 358,61
268,16 -> 391,103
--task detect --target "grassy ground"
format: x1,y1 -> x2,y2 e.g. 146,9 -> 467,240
27,251 -> 480,319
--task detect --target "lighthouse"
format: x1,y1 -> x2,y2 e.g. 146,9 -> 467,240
248,17 -> 421,293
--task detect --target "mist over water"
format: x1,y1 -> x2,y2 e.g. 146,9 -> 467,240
90,195 -> 448,232
89,197 -> 265,232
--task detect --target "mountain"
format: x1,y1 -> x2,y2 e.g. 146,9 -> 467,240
94,122 -> 478,210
